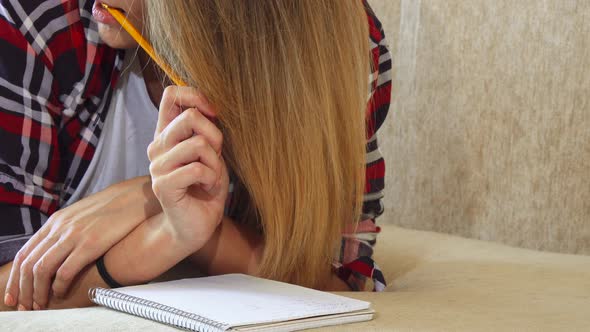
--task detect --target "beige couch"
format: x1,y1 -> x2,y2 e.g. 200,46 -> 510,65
369,0 -> 590,254
2,224 -> 589,331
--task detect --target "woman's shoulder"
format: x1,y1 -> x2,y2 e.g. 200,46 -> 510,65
0,0 -> 122,112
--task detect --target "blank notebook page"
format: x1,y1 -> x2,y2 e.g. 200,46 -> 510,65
115,274 -> 371,327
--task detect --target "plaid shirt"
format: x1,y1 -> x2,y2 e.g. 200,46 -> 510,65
335,2 -> 391,291
0,0 -> 391,291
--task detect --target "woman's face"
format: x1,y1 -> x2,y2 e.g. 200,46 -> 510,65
92,0 -> 145,49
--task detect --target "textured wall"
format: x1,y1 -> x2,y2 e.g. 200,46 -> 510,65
369,0 -> 590,255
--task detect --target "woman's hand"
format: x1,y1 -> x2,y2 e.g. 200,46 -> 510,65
147,86 -> 228,253
4,176 -> 161,311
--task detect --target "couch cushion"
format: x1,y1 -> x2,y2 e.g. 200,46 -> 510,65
1,225 -> 589,331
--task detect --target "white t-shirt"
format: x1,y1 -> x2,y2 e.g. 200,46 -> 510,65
65,51 -> 158,206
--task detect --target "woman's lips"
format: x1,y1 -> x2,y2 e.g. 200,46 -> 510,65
92,1 -> 119,25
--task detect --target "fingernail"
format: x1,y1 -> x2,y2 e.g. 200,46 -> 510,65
17,304 -> 26,311
4,293 -> 14,306
33,302 -> 40,310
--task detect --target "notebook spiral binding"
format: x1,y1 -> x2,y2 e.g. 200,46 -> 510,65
89,288 -> 230,332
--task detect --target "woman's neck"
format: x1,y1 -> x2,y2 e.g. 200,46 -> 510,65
138,50 -> 168,108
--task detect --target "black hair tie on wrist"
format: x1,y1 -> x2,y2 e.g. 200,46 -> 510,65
96,255 -> 123,288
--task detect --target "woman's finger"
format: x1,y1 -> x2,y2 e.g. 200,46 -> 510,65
4,224 -> 52,307
149,107 -> 222,162
152,162 -> 219,205
18,235 -> 68,310
32,239 -> 78,307
16,265 -> 33,310
50,246 -> 97,298
16,240 -> 53,310
4,257 -> 20,308
150,135 -> 222,179
156,86 -> 214,136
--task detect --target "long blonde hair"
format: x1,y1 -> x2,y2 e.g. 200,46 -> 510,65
147,0 -> 369,288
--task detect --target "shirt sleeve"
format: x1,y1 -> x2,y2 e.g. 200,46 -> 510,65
334,2 -> 392,292
0,1 -> 120,264
0,3 -> 61,238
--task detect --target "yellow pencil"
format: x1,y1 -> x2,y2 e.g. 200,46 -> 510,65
101,3 -> 187,86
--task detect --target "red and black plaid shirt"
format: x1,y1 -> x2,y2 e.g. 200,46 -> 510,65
0,0 -> 391,291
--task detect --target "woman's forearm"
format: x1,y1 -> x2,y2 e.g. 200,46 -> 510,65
188,218 -> 350,291
189,216 -> 264,276
104,212 -> 349,291
103,213 -> 261,286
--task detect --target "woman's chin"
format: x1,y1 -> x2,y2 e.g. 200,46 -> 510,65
97,23 -> 137,49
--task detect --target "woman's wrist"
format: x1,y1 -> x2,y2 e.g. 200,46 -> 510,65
162,212 -> 223,254
103,213 -> 196,286
95,255 -> 123,288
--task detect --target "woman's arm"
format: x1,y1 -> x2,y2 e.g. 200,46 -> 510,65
103,213 -> 262,286
2,199 -> 170,311
107,213 -> 350,291
5,209 -> 200,311
1,212 -> 348,311
4,175 -> 162,310
2,213 -> 266,310
4,210 -> 195,311
187,217 -> 350,291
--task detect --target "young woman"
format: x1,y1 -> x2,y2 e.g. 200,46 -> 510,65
1,0 -> 391,311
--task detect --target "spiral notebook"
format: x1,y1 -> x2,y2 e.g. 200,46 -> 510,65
89,273 -> 374,331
